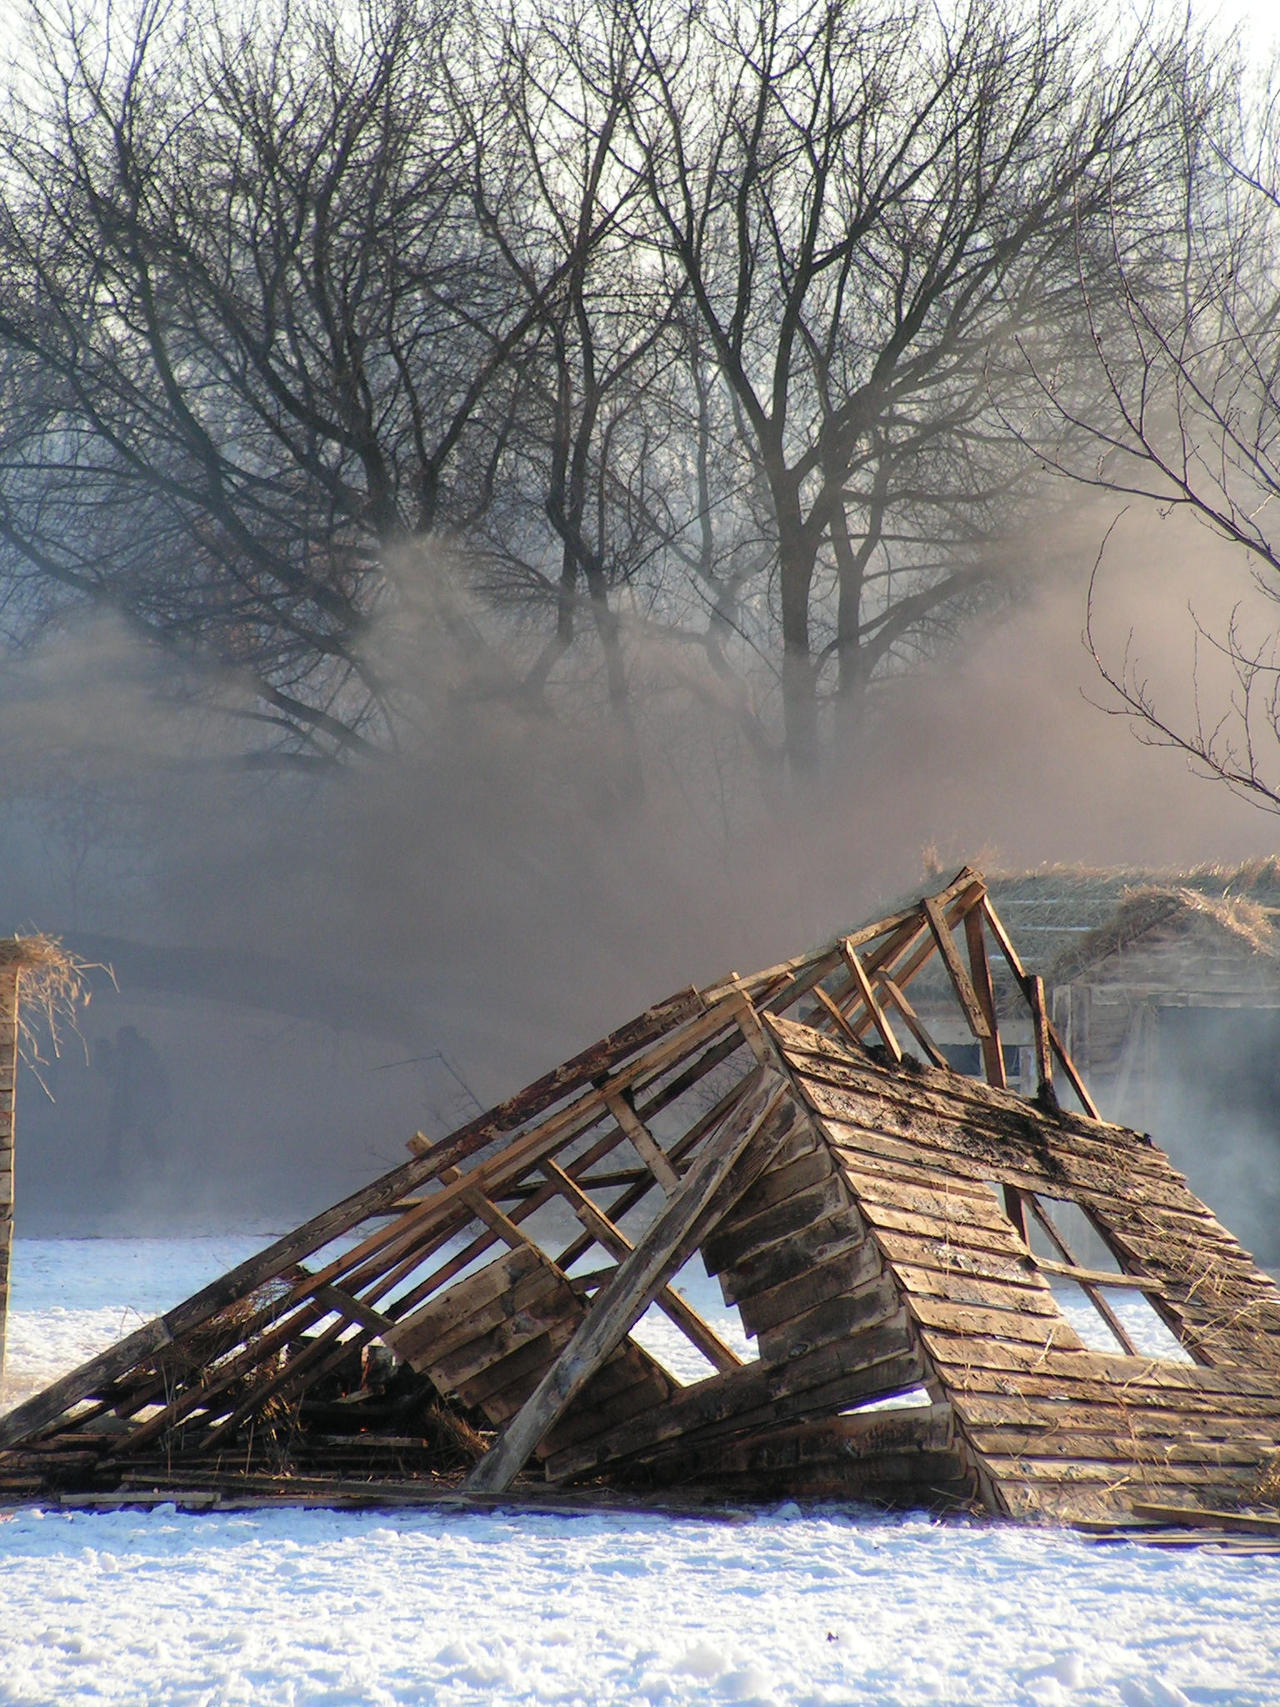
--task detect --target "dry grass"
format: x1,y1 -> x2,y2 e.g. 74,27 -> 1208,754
0,934 -> 98,1087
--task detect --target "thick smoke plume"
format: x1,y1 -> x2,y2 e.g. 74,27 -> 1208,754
1,508 -> 1275,1233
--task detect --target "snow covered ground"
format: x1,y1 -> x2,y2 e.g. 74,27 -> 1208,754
1,1238 -> 1278,1707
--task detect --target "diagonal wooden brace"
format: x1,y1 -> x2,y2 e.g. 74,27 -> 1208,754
464,1067 -> 792,1493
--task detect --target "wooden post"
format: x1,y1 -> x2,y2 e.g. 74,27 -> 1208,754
0,971 -> 17,1381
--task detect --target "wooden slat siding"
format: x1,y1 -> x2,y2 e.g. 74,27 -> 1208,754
770,1016 -> 1280,1524
631,1407 -> 966,1497
963,1426 -> 1276,1467
716,1210 -> 873,1304
700,1176 -> 854,1275
736,1243 -> 886,1338
775,1037 -> 1186,1192
953,1390 -> 1280,1430
387,1263 -> 565,1371
465,1071 -> 795,1492
542,1328 -> 925,1483
919,1330 -> 1280,1397
755,1273 -> 904,1365
0,971 -> 17,1378
888,1264 -> 1063,1316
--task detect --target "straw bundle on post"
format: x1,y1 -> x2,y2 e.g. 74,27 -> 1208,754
0,937 -> 90,1381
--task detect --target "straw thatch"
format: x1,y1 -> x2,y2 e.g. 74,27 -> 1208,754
1048,887 -> 1279,986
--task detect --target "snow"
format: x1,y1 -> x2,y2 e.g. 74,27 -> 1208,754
1,1238 -> 1278,1707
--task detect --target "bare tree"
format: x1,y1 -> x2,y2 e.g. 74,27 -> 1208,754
611,0 -> 1194,774
0,0 -> 542,759
1034,42 -> 1280,809
0,0 -> 1203,791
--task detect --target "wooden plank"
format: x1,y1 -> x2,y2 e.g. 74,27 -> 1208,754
839,943 -> 904,1062
775,1031 -> 1174,1184
943,1363 -> 1280,1414
700,1175 -> 853,1275
735,1241 -> 884,1337
907,1294 -> 1082,1349
952,1389 -> 1280,1433
963,1426 -> 1274,1469
1130,1503 -> 1280,1536
963,906 -> 1006,1089
888,1262 -> 1060,1315
811,985 -> 865,1050
923,896 -> 991,1041
716,1210 -> 873,1303
919,1329 -> 1280,1396
1027,975 -> 1055,1095
726,1147 -> 833,1220
464,1070 -> 793,1492
543,1327 -> 924,1482
872,977 -> 951,1069
835,1163 -> 1013,1224
382,1249 -> 547,1367
757,1273 -> 903,1363
605,1091 -> 680,1195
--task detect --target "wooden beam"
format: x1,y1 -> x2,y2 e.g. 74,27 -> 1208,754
963,907 -> 1005,1090
541,1160 -> 741,1374
464,1069 -> 791,1493
605,1092 -> 680,1195
873,976 -> 951,1070
811,985 -> 864,1049
923,896 -> 991,1041
1027,975 -> 1055,1097
839,943 -> 903,1063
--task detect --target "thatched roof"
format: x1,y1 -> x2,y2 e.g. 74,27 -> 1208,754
874,860 -> 1280,1008
1049,887 -> 1278,984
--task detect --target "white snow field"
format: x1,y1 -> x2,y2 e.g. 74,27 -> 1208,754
1,1237 -> 1278,1707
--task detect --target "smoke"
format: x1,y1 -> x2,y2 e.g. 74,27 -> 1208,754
2,505 -> 1277,1231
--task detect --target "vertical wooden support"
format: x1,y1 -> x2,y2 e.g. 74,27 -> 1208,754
962,907 -> 1005,1089
0,972 -> 18,1381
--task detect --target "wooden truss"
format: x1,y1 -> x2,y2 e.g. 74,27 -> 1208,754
2,869 -> 1277,1521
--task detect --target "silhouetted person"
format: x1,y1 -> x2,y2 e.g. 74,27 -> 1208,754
95,1025 -> 172,1179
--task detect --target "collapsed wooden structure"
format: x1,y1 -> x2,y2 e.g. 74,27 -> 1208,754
1,869 -> 1278,1523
